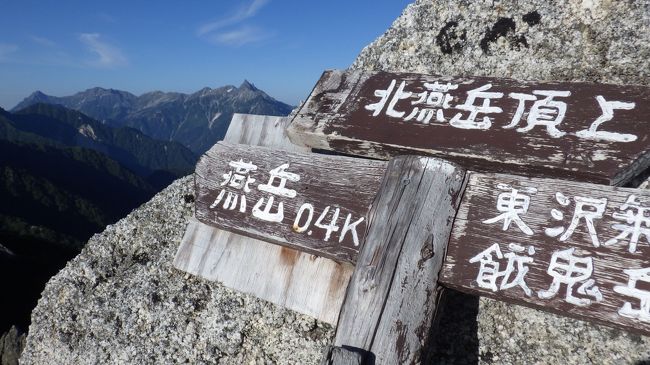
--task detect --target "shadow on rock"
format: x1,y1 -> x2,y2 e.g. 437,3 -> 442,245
425,289 -> 480,365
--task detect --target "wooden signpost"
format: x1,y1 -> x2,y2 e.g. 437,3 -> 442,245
189,143 -> 465,364
175,72 -> 650,364
441,173 -> 650,334
287,69 -> 650,185
183,135 -> 650,361
183,148 -> 650,362
174,114 -> 355,325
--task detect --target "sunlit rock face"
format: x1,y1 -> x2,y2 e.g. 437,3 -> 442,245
352,1 -> 650,363
20,1 -> 650,364
20,177 -> 333,365
353,0 -> 650,87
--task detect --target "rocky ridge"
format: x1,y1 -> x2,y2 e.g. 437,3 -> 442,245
19,0 -> 650,364
19,177 -> 333,364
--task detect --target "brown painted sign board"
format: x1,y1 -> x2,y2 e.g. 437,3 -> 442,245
174,114 -> 355,325
191,139 -> 650,339
441,172 -> 650,334
194,141 -> 386,263
288,69 -> 650,185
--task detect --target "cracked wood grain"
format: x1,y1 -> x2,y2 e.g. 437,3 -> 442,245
441,172 -> 650,335
194,142 -> 386,263
331,155 -> 466,364
174,113 -> 354,324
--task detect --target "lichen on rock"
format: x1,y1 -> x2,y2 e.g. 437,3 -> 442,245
353,0 -> 650,87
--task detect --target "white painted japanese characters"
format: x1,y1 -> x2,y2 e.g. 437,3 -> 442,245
194,142 -> 387,263
208,159 -> 364,245
364,79 -> 637,142
442,172 -> 650,334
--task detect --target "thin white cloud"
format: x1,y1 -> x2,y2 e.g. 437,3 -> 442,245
197,0 -> 273,47
30,36 -> 57,48
98,12 -> 117,24
79,33 -> 127,68
197,0 -> 270,36
208,26 -> 271,46
0,43 -> 18,61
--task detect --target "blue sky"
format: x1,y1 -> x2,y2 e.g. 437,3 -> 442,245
0,0 -> 411,109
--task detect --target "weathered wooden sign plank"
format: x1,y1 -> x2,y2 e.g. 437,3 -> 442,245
174,113 -> 353,325
441,172 -> 650,334
174,217 -> 354,324
288,69 -> 650,185
332,156 -> 466,364
195,141 -> 387,263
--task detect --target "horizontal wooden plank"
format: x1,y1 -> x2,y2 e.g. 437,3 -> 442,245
173,218 -> 353,324
174,114 -> 354,325
288,69 -> 650,185
441,172 -> 650,335
195,142 -> 387,263
223,113 -> 308,150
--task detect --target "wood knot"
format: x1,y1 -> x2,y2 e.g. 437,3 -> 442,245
418,235 -> 435,269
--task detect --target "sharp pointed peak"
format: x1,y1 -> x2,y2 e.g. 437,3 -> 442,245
29,90 -> 49,98
239,80 -> 258,91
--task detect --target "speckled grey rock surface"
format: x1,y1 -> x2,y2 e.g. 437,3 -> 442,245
21,1 -> 650,364
352,0 -> 650,364
0,326 -> 25,365
352,0 -> 650,86
20,176 -> 333,364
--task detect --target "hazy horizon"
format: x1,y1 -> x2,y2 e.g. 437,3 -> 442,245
0,0 -> 410,109
8,79 -> 297,110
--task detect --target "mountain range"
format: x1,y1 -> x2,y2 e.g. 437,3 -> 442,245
12,81 -> 294,154
3,80 -> 292,336
0,103 -> 197,333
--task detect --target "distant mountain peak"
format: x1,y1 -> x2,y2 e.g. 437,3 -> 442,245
11,92 -> 58,112
24,90 -> 51,102
198,87 -> 213,94
239,80 -> 258,91
12,82 -> 294,154
83,87 -> 133,96
30,90 -> 48,97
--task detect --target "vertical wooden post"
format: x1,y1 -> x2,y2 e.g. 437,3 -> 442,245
328,156 -> 466,364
